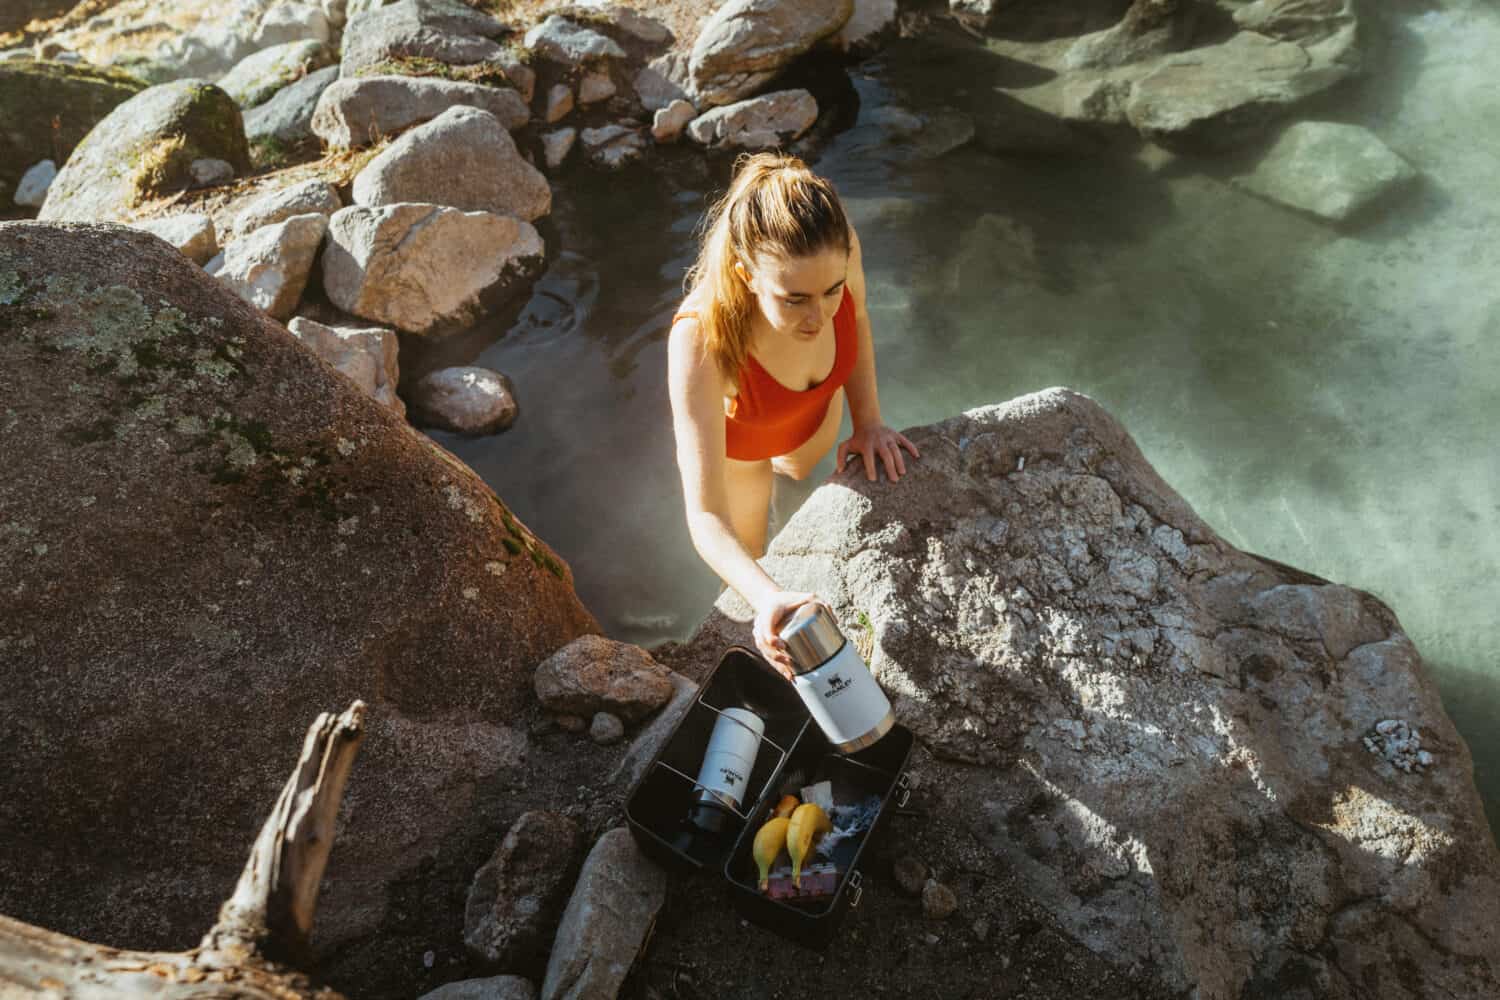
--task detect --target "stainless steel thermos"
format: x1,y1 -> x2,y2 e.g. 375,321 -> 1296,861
689,707 -> 764,833
780,604 -> 895,753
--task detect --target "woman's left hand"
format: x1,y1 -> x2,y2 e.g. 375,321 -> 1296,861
836,423 -> 921,483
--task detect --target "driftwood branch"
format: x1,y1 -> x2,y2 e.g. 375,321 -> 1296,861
0,701 -> 367,998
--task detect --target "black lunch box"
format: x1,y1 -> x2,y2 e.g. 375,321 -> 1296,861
624,645 -> 914,949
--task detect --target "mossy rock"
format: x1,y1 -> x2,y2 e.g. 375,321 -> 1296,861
0,57 -> 146,192
37,78 -> 250,223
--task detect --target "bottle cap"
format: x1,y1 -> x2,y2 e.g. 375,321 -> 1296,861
779,603 -> 847,675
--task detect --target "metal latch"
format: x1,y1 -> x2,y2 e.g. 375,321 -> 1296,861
894,772 -> 912,808
847,869 -> 864,909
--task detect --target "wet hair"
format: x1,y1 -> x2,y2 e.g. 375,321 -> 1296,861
681,151 -> 851,385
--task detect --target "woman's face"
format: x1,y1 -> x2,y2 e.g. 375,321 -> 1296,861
736,246 -> 849,341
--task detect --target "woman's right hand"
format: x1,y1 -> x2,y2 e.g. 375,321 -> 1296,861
753,591 -> 821,681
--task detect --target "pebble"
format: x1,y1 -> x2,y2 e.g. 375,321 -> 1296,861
1363,717 -> 1434,773
590,711 -> 625,745
422,949 -> 435,968
973,918 -> 990,942
190,158 -> 234,187
922,878 -> 958,920
892,856 -> 927,897
922,932 -> 940,945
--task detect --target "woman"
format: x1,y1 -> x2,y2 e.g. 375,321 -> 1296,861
667,152 -> 920,679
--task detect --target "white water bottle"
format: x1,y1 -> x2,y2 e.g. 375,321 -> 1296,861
780,604 -> 895,753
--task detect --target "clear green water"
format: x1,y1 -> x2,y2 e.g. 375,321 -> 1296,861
428,5 -> 1500,839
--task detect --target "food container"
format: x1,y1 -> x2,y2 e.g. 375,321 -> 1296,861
624,645 -> 913,949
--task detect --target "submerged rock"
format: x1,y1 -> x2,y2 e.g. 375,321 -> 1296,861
38,80 -> 249,223
0,221 -> 598,997
690,0 -> 854,107
1231,120 -> 1418,224
678,387 -> 1500,998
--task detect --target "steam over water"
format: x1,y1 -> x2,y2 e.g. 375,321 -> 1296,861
424,5 -> 1500,839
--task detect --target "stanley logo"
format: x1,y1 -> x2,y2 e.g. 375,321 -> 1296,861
823,673 -> 852,699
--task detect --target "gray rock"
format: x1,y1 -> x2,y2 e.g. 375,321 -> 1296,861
351,106 -> 551,222
554,2 -> 672,45
189,157 -> 235,187
322,203 -> 544,335
252,1 -> 332,47
608,670 -> 697,788
870,105 -> 974,159
13,160 -> 55,208
540,829 -> 667,1000
675,386 -> 1500,998
38,79 -> 250,223
545,83 -> 574,124
287,316 -> 404,416
464,811 -> 581,968
213,212 -> 328,320
245,64 -> 339,146
339,0 -> 510,78
579,124 -> 647,169
632,52 -> 690,112
533,634 -> 674,723
542,128 -> 577,170
130,213 -> 219,265
408,365 -> 518,435
828,0 -> 898,57
685,88 -> 818,150
922,879 -> 958,920
1062,0 -> 1196,71
651,99 -> 695,144
523,14 -> 626,66
311,75 -> 530,148
577,70 -> 615,105
1233,0 -> 1357,45
217,38 -> 333,108
233,178 -> 342,238
690,0 -> 853,107
418,977 -> 536,1000
589,711 -> 625,745
1230,121 -> 1418,224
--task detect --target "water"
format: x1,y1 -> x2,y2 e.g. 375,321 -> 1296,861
422,4 -> 1500,838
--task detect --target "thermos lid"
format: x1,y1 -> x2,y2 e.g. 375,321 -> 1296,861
780,603 -> 846,674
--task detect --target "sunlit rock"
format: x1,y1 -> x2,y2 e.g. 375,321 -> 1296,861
690,0 -> 853,107
1231,120 -> 1418,224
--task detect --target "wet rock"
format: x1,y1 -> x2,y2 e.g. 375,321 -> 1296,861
1062,0 -> 1196,71
690,0 -> 853,107
675,386 -> 1500,998
408,365 -> 518,435
633,52 -> 690,112
38,80 -> 249,223
534,634 -> 675,724
542,128 -> 577,169
686,89 -> 818,150
893,856 -> 928,897
589,712 -> 625,745
577,69 -> 615,105
190,158 -> 235,187
312,75 -> 529,148
1230,121 -> 1418,225
287,316 -> 404,416
541,829 -> 667,1000
339,0 -> 510,78
523,14 -> 627,67
13,160 -> 55,208
418,977 -> 536,1000
233,177 -> 342,238
352,106 -> 551,222
579,124 -> 647,169
130,213 -> 219,265
922,879 -> 958,920
870,106 -> 974,159
217,39 -> 333,108
652,99 -> 695,144
245,63 -> 339,147
212,212 -> 327,320
464,811 -> 582,968
0,221 -> 598,999
545,83 -> 574,124
322,203 -> 544,335
0,59 -> 145,196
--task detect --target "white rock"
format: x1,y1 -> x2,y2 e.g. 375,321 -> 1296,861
190,158 -> 235,187
579,124 -> 647,169
217,38 -> 333,109
13,160 -> 56,208
130,213 -> 219,265
254,1 -> 333,46
690,0 -> 853,107
287,316 -> 404,416
213,213 -> 329,321
311,75 -> 530,148
1231,121 -> 1417,224
523,14 -> 626,66
651,99 -> 695,144
578,70 -> 616,105
233,178 -> 343,237
830,0 -> 898,56
542,128 -> 577,170
685,88 -> 818,150
409,365 -> 517,435
633,52 -> 690,112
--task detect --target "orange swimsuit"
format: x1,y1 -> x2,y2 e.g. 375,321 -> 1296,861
673,286 -> 859,462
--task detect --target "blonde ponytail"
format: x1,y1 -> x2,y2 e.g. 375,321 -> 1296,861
682,152 -> 851,385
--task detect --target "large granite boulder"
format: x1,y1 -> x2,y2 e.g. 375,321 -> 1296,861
311,75 -> 530,148
0,58 -> 146,195
322,203 -> 544,335
0,222 -> 598,995
676,387 -> 1500,998
351,106 -> 551,222
339,0 -> 510,77
690,0 -> 854,107
38,79 -> 250,223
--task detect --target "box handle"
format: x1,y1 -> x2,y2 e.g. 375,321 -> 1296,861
847,869 -> 864,909
894,772 -> 912,808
